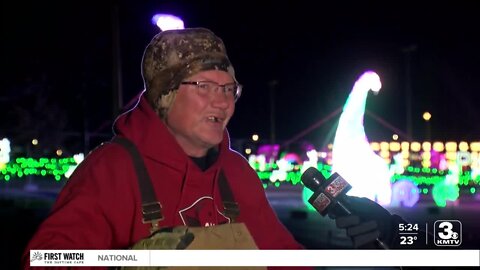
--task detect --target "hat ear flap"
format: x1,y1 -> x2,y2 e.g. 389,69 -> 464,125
157,90 -> 177,119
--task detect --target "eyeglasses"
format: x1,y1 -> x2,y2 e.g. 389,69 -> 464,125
180,81 -> 242,101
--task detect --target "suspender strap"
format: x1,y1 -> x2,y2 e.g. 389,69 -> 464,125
112,136 -> 239,226
218,170 -> 240,222
111,137 -> 163,233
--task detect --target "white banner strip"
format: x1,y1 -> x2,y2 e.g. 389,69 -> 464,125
30,250 -> 480,267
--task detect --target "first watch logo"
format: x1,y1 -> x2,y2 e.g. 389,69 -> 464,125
434,220 -> 462,246
31,251 -> 85,265
30,251 -> 43,262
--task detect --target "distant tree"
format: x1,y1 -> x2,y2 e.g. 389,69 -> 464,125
2,73 -> 68,156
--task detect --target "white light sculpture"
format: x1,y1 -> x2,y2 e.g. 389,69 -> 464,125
331,71 -> 392,205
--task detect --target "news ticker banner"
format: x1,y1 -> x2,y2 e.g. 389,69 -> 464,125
30,250 -> 479,267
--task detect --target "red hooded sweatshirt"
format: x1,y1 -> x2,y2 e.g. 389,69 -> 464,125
22,92 -> 307,269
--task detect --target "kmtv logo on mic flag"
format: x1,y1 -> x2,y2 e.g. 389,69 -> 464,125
325,173 -> 350,198
311,192 -> 332,213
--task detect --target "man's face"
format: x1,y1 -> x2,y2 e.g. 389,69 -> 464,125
165,70 -> 236,157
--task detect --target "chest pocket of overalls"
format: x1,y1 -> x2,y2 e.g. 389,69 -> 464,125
182,168 -> 254,251
187,222 -> 257,249
112,137 -> 266,270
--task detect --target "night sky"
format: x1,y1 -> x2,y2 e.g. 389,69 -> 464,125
2,0 -> 479,154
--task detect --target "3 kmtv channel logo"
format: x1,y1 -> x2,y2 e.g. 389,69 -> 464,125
434,220 -> 462,246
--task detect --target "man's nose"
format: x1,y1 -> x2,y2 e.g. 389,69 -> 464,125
210,88 -> 231,108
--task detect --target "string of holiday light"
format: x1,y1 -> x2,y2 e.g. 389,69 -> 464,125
2,155 -> 478,185
1,137 -> 479,207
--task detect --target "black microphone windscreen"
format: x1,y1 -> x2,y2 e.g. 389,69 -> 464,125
301,167 -> 326,191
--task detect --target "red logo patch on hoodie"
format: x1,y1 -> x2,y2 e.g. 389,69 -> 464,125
178,196 -> 230,227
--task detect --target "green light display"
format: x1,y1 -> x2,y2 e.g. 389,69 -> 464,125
1,153 -> 479,208
2,157 -> 479,186
1,157 -> 77,182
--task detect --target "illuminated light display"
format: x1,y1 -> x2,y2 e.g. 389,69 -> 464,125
302,185 -> 315,211
0,138 -> 11,170
301,149 -> 319,174
1,131 -> 479,208
370,142 -> 380,151
1,155 -> 79,181
390,153 -> 405,175
411,142 -> 421,152
257,144 -> 280,164
282,153 -> 302,165
248,154 -> 268,172
432,181 -> 460,207
401,142 -> 410,151
471,152 -> 480,179
471,142 -> 480,151
269,158 -> 293,182
457,151 -> 471,167
422,142 -> 431,151
459,141 -> 469,151
64,153 -> 85,178
331,71 -> 392,205
389,142 -> 401,152
380,141 -> 390,151
445,142 -> 457,152
1,148 -> 479,208
390,179 -> 420,207
433,142 -> 445,152
431,160 -> 461,207
151,14 -> 184,31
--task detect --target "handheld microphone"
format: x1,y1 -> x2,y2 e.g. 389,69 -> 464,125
301,167 -> 389,249
301,167 -> 352,216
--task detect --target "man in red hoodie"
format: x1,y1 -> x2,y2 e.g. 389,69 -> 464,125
23,28 -> 307,269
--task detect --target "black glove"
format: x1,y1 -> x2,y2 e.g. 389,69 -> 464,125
329,196 -> 400,249
334,214 -> 381,248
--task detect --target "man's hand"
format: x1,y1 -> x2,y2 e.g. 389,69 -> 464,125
329,196 -> 401,248
334,214 -> 381,248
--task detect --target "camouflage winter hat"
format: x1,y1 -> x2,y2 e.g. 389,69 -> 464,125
141,27 -> 236,117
